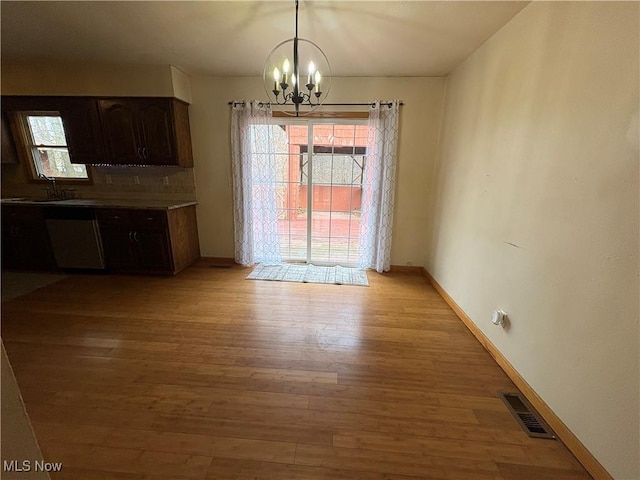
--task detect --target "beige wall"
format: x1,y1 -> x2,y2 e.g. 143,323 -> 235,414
189,76 -> 444,261
427,2 -> 639,478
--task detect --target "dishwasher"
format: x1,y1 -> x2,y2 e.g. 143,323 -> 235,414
45,207 -> 105,270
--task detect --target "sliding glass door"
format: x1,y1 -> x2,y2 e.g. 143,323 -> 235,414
273,121 -> 307,262
308,122 -> 367,265
271,118 -> 368,266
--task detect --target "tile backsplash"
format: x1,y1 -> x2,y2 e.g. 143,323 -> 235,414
1,164 -> 197,202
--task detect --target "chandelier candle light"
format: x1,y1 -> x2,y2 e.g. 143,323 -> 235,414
264,0 -> 331,116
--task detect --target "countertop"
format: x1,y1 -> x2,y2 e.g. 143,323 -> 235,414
0,198 -> 198,210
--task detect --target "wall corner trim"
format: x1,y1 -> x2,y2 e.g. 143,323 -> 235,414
422,268 -> 614,480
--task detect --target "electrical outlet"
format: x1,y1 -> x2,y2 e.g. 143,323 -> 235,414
162,176 -> 169,185
491,310 -> 507,326
133,175 -> 140,185
105,174 -> 112,184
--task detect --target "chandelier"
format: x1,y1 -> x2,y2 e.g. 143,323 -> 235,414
263,0 -> 331,116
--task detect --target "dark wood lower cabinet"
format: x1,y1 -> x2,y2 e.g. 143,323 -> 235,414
134,230 -> 172,271
2,206 -> 56,270
97,206 -> 199,275
99,229 -> 139,270
1,204 -> 199,275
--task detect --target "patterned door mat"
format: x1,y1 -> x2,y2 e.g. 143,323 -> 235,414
247,263 -> 369,286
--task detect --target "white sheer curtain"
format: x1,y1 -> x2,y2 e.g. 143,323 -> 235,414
358,100 -> 400,273
231,101 -> 282,265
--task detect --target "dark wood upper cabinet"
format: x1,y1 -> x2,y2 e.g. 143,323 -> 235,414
2,96 -> 104,166
58,97 -> 105,165
1,96 -> 193,167
1,112 -> 19,164
98,99 -> 141,165
98,98 -> 193,167
137,99 -> 174,166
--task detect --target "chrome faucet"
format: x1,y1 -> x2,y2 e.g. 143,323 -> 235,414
39,174 -> 60,198
39,175 -> 77,199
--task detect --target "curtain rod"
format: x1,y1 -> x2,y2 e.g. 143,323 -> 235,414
227,101 -> 403,107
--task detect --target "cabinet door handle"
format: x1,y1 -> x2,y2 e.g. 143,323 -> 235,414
137,147 -> 142,159
134,231 -> 139,242
142,147 -> 148,159
129,231 -> 134,241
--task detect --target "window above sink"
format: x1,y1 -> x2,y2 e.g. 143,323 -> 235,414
14,112 -> 90,182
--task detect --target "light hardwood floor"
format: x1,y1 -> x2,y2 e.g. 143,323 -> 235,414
2,262 -> 593,480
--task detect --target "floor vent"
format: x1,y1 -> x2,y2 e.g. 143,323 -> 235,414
498,392 -> 556,439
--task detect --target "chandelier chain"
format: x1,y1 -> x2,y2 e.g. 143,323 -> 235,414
265,0 -> 326,116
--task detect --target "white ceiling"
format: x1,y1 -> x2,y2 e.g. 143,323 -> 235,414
1,1 -> 528,77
